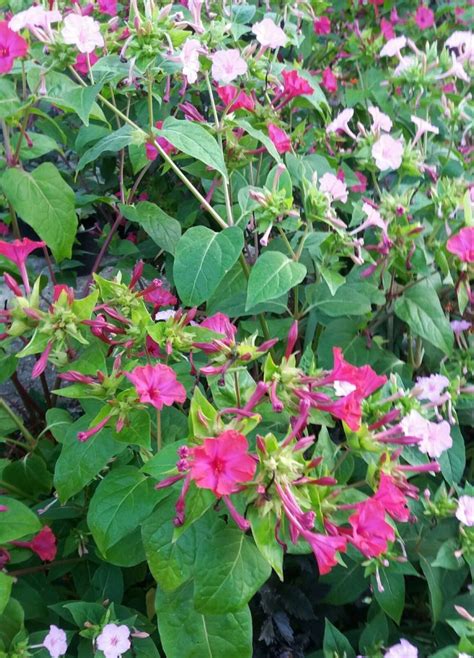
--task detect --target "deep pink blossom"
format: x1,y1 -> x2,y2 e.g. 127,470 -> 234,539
141,278 -> 177,307
322,347 -> 387,400
216,85 -> 255,112
350,171 -> 367,193
313,16 -> 331,35
146,121 -> 175,160
374,473 -> 410,522
321,67 -> 338,93
0,238 -> 45,294
380,18 -> 395,40
447,227 -> 474,262
306,532 -> 346,575
414,5 -> 435,30
97,0 -> 117,15
190,430 -> 256,496
194,312 -> 237,353
13,526 -> 57,561
281,70 -> 313,99
125,364 -> 186,410
268,123 -> 291,153
74,51 -> 99,74
349,499 -> 395,557
0,20 -> 28,73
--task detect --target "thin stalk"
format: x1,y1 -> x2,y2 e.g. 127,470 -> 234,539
0,397 -> 36,449
82,211 -> 124,294
156,409 -> 162,452
8,557 -> 82,577
10,372 -> 43,418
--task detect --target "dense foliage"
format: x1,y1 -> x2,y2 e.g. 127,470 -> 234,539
0,0 -> 473,656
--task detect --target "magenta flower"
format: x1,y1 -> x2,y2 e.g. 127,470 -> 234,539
13,526 -> 57,561
268,123 -> 291,154
0,20 -> 28,73
125,364 -> 186,410
281,70 -> 313,99
98,0 -> 117,16
456,495 -> 474,526
190,430 -> 256,497
447,227 -> 474,262
372,134 -> 404,171
306,532 -> 346,575
96,624 -> 131,658
61,14 -> 104,54
0,238 -> 45,294
350,171 -> 368,193
252,17 -> 287,49
74,51 -> 99,74
321,67 -> 338,93
414,5 -> 435,30
194,312 -> 237,353
216,85 -> 255,112
42,625 -> 68,658
380,18 -> 395,40
349,499 -> 395,558
313,16 -> 331,35
374,473 -> 410,522
146,121 -> 175,160
211,49 -> 247,84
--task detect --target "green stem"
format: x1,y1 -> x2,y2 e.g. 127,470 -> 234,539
0,397 -> 36,449
156,409 -> 162,452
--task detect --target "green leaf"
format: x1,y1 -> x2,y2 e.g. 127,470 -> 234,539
2,453 -> 52,497
119,201 -> 181,255
160,117 -> 228,180
174,226 -> 244,306
0,573 -> 13,616
358,610 -> 389,652
62,83 -> 101,126
439,426 -> 466,486
305,282 -> 372,317
234,119 -> 282,163
321,560 -> 368,605
156,582 -> 252,658
10,132 -> 59,161
0,79 -> 22,118
394,279 -> 453,355
0,496 -> 41,542
54,416 -> 127,503
420,555 -> 443,624
194,525 -> 271,614
372,569 -> 405,624
246,252 -> 306,310
248,507 -> 283,580
87,466 -> 162,557
0,163 -> 77,261
0,599 -> 24,651
142,497 -> 197,592
323,618 -> 355,658
77,125 -> 135,172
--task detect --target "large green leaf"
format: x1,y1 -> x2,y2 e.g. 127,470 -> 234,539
248,507 -> 283,580
77,125 -> 135,171
0,79 -> 22,118
246,251 -> 306,310
62,83 -> 101,126
174,226 -> 244,306
372,569 -> 405,623
323,619 -> 356,658
438,425 -> 466,486
305,282 -> 372,317
54,417 -> 127,503
156,582 -> 252,658
87,466 -> 162,557
394,279 -> 453,354
160,117 -> 228,180
0,573 -> 13,616
0,163 -> 77,261
0,496 -> 41,543
194,525 -> 271,614
119,201 -> 181,255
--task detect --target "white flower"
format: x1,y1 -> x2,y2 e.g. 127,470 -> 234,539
415,374 -> 449,404
384,639 -> 418,658
445,31 -> 474,65
418,419 -> 452,459
319,172 -> 348,203
368,106 -> 392,133
155,309 -> 176,322
372,134 -> 404,171
178,38 -> 203,84
43,625 -> 68,658
96,624 -> 131,658
326,108 -> 356,139
211,49 -> 247,84
456,495 -> 474,527
9,6 -> 61,36
61,14 -> 104,54
411,115 -> 439,145
380,36 -> 407,58
252,17 -> 287,49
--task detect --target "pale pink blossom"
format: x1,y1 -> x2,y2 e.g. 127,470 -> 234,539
9,6 -> 61,43
43,625 -> 68,658
96,624 -> 131,658
384,639 -> 418,658
368,106 -> 392,133
252,17 -> 287,49
319,172 -> 348,203
372,134 -> 403,171
419,420 -> 452,458
380,36 -> 407,58
350,202 -> 388,237
456,495 -> 474,526
178,38 -> 203,84
438,54 -> 470,83
61,14 -> 104,53
394,56 -> 417,76
415,374 -> 449,404
411,115 -> 439,145
445,31 -> 474,65
326,108 -> 356,139
211,49 -> 247,84
451,320 -> 471,334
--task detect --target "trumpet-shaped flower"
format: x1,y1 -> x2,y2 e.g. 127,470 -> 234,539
252,17 -> 287,49
61,14 -> 104,54
268,123 -> 291,153
456,495 -> 474,526
319,172 -> 348,203
211,49 -> 247,84
384,639 -> 418,658
0,20 -> 28,73
447,226 -> 474,262
125,364 -> 186,410
372,134 -> 403,171
0,238 -> 45,294
96,624 -> 131,658
42,625 -> 68,658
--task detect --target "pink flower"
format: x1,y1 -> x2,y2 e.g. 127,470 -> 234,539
74,51 -> 99,74
179,38 -> 203,84
380,18 -> 395,40
141,278 -> 177,307
456,495 -> 474,526
380,35 -> 407,58
0,20 -> 28,73
411,115 -> 439,145
252,17 -> 287,49
195,312 -> 237,353
372,134 -> 404,171
13,526 -> 57,561
414,5 -> 435,30
190,430 -> 256,497
96,624 -> 131,658
211,49 -> 247,84
384,639 -> 418,658
368,106 -> 392,133
350,202 -> 388,237
451,319 -> 471,334
281,69 -> 313,99
326,108 -> 356,139
61,14 -> 104,54
268,123 -> 291,153
216,85 -> 255,112
349,499 -> 395,558
306,532 -> 346,575
125,364 -> 186,410
447,227 -> 474,262
419,420 -> 452,459
98,0 -> 117,16
321,67 -> 337,93
319,172 -> 348,203
350,171 -> 367,193
374,473 -> 410,522
0,238 -> 45,294
43,625 -> 68,658
415,374 -> 449,404
313,16 -> 331,35
9,6 -> 61,43
323,347 -> 387,400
